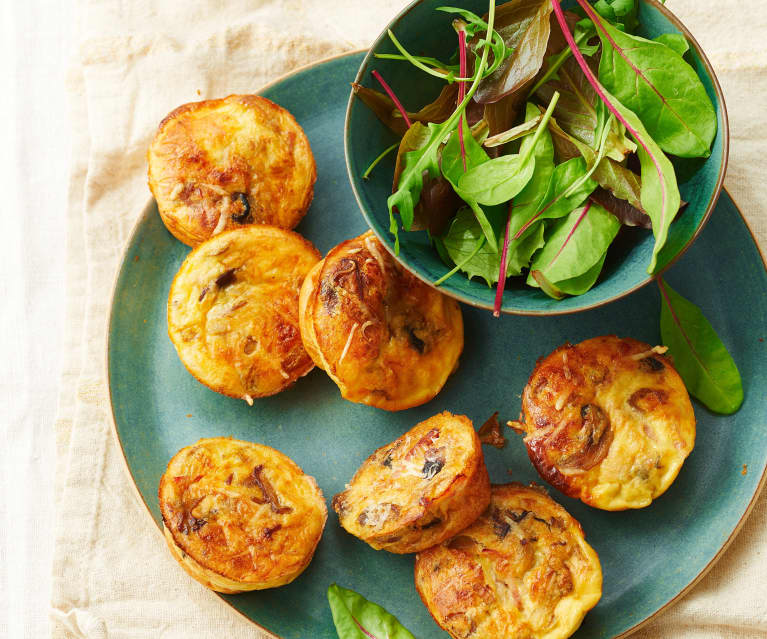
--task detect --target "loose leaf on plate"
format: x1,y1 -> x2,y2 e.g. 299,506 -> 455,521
458,92 -> 559,206
551,1 -> 681,273
328,584 -> 416,639
658,278 -> 744,414
654,33 -> 690,58
474,0 -> 553,103
353,83 -> 459,137
527,201 -> 620,297
578,0 -> 717,158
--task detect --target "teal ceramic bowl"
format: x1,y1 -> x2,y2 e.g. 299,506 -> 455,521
345,0 -> 728,315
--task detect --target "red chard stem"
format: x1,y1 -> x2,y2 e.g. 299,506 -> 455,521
494,203 -> 514,317
372,69 -> 412,128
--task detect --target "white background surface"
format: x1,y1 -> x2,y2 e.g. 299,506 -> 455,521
2,0 -> 765,637
1,0 -> 73,636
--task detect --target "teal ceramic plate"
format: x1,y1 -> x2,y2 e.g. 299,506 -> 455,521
345,0 -> 728,315
109,52 -> 767,639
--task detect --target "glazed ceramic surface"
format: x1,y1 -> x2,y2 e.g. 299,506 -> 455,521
345,0 -> 728,314
109,53 -> 765,639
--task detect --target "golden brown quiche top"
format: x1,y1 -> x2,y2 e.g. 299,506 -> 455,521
299,231 -> 464,411
414,483 -> 602,639
167,225 -> 320,401
159,437 -> 327,589
521,336 -> 696,510
332,411 -> 490,553
148,94 -> 316,246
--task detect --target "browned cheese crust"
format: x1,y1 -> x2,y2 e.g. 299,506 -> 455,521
521,336 -> 696,510
167,225 -> 320,401
159,437 -> 327,593
415,483 -> 602,639
298,231 -> 464,411
332,412 -> 490,554
148,94 -> 316,246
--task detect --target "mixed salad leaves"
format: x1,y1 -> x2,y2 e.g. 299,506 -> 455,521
356,0 -> 717,311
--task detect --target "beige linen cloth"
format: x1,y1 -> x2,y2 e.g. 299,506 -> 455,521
53,1 -> 766,637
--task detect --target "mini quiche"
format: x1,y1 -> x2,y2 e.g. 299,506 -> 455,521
159,437 -> 327,593
520,336 -> 696,510
167,225 -> 320,402
148,94 -> 316,246
415,483 -> 602,639
332,412 -> 490,554
298,231 -> 463,411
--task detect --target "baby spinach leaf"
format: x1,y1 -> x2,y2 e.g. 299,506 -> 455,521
441,119 -> 497,247
658,278 -> 744,414
474,0 -> 553,103
442,207 -> 545,285
510,103 -> 556,236
527,202 -> 619,297
550,1 -> 681,273
328,584 -> 416,639
579,0 -> 717,158
608,92 -> 681,272
512,156 -> 597,238
532,251 -> 608,298
654,33 -> 690,58
458,93 -> 559,205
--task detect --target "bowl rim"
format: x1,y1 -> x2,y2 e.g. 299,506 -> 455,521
343,0 -> 730,317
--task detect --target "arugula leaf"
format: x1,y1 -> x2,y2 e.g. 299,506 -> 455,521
527,201 -> 619,297
654,33 -> 690,58
658,278 -> 743,414
458,92 -> 559,206
328,584 -> 416,639
387,0 -> 498,252
474,0 -> 553,103
551,1 -> 681,273
579,0 -> 717,158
